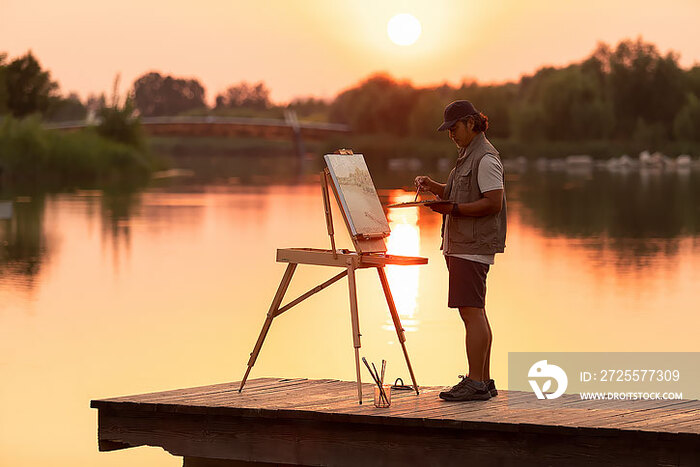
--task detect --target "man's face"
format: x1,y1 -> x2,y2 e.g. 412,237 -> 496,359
448,120 -> 471,148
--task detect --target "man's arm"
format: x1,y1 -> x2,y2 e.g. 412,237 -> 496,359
451,155 -> 504,216
454,189 -> 503,216
430,189 -> 503,216
430,181 -> 447,199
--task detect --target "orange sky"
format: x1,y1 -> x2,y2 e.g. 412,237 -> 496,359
2,0 -> 699,104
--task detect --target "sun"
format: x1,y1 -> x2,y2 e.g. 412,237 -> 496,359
387,13 -> 422,46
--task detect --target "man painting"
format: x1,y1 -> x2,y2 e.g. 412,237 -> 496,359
414,100 -> 507,401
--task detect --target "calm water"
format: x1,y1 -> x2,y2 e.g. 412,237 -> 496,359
1,163 -> 699,466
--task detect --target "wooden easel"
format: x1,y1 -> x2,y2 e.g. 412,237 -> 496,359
238,151 -> 427,404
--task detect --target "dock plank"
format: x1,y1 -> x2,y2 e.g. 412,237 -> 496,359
183,379 -> 340,406
98,377 -> 294,404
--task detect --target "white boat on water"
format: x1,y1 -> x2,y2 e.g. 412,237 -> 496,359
676,155 -> 691,168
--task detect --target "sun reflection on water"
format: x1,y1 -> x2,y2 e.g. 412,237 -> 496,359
384,191 -> 421,333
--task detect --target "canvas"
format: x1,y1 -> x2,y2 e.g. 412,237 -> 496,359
324,154 -> 390,237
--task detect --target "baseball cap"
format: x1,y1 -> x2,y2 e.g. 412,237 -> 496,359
437,100 -> 479,131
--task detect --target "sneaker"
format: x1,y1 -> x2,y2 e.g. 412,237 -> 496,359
438,375 -> 471,399
439,376 -> 491,401
487,379 -> 498,397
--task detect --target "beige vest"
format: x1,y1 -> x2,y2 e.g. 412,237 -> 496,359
440,133 -> 507,255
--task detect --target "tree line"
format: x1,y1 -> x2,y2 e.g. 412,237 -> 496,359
2,37 -> 699,145
330,38 -> 700,145
0,56 -> 154,185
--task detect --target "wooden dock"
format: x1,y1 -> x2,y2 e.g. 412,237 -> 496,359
91,377 -> 700,466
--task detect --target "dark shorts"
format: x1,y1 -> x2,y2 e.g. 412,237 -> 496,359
444,256 -> 490,309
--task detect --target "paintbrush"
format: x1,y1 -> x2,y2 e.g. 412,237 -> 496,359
372,362 -> 380,383
380,359 -> 386,386
362,358 -> 383,395
373,362 -> 389,406
363,357 -> 389,405
362,357 -> 378,385
372,361 -> 389,406
413,183 -> 422,202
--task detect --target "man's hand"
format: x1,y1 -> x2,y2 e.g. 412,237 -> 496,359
414,175 -> 446,199
414,175 -> 433,190
429,202 -> 453,215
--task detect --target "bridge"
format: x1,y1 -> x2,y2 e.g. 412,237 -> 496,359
44,115 -> 350,141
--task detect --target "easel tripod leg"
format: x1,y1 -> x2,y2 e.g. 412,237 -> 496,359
347,262 -> 363,404
377,267 -> 420,394
239,263 -> 297,392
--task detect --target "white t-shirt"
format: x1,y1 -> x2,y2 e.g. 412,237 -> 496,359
445,153 -> 504,265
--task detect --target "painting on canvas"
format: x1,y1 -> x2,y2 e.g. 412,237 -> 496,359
324,154 -> 390,237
